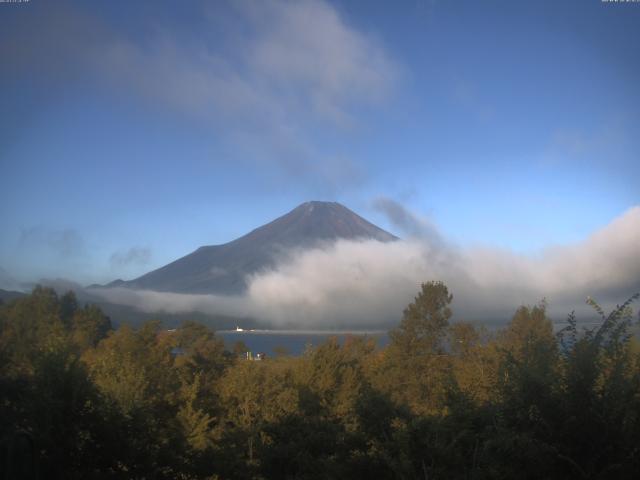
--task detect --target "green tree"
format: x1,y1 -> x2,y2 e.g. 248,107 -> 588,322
82,320 -> 186,477
0,289 -> 119,479
219,360 -> 299,466
553,295 -> 640,478
59,290 -> 78,329
71,304 -> 112,351
84,321 -> 177,415
448,321 -> 497,404
233,340 -> 249,356
172,320 -> 227,384
0,286 -> 66,376
378,281 -> 453,415
389,281 -> 453,356
176,372 -> 215,452
497,302 -> 559,403
297,337 -> 374,429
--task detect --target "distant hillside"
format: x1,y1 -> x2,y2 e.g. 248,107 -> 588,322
93,300 -> 255,330
0,288 -> 26,303
100,201 -> 396,295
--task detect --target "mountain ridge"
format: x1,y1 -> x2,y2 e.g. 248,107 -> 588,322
98,201 -> 396,295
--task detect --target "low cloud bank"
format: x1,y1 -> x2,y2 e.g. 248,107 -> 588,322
90,206 -> 640,328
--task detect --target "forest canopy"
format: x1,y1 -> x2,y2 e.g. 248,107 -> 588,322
1,282 -> 639,479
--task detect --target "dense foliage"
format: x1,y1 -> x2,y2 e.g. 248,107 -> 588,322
1,282 -> 639,479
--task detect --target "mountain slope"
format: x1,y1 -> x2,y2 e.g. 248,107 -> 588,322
118,201 -> 396,294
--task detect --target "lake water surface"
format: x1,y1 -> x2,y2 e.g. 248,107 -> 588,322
217,320 -> 610,357
218,330 -> 389,356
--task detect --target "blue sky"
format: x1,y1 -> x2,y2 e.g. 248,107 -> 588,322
1,0 -> 639,288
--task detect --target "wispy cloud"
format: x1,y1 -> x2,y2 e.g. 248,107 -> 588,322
239,0 -> 397,125
99,0 -> 397,189
19,226 -> 85,258
373,196 -> 443,242
109,246 -> 152,269
1,0 -> 398,192
542,118 -> 632,167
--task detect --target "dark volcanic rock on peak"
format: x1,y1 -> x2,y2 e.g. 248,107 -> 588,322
239,201 -> 396,246
114,201 -> 396,295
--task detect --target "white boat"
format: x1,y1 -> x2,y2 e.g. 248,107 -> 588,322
235,326 -> 244,332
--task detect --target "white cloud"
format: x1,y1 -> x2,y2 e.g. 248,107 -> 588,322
95,0 -> 398,187
2,1 -> 398,191
91,206 -> 640,328
242,0 -> 396,125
